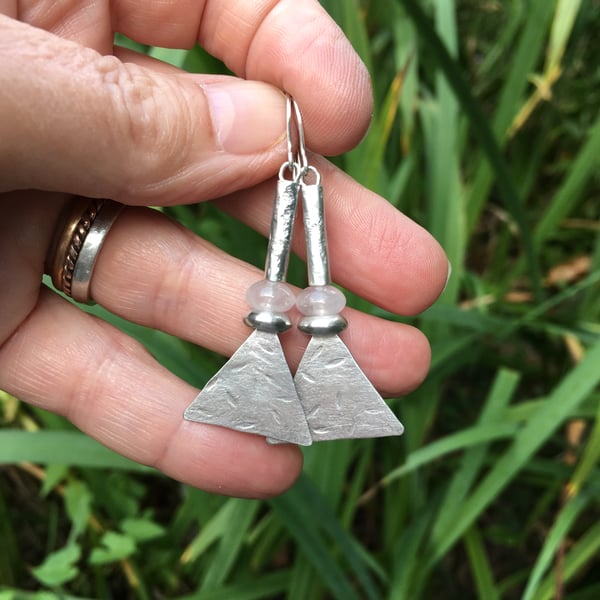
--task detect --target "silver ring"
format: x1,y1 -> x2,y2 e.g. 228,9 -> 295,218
46,198 -> 124,304
70,200 -> 123,303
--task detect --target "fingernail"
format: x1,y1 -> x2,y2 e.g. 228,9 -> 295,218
203,80 -> 286,154
442,260 -> 452,294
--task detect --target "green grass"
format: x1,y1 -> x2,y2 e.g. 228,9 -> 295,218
1,1 -> 600,598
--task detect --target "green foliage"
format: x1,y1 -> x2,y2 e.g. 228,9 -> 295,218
2,1 -> 600,598
31,545 -> 81,588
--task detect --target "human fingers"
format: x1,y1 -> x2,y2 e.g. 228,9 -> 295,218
21,0 -> 372,155
0,16 -> 287,203
215,157 -> 450,316
0,1 -> 16,18
198,0 -> 374,153
0,288 -> 303,498
91,207 -> 431,397
73,144 -> 447,321
2,189 -> 429,397
0,191 -> 66,344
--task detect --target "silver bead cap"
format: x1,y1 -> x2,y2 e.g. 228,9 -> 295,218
297,314 -> 348,335
245,311 -> 292,333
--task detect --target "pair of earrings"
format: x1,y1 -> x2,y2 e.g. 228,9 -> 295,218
184,97 -> 404,445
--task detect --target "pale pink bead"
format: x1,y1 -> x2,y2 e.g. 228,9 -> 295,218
246,280 -> 296,313
296,285 -> 346,316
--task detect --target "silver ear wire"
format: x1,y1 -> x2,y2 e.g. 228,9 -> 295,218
286,95 -> 308,177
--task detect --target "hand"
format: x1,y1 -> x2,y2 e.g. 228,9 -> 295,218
0,1 -> 448,498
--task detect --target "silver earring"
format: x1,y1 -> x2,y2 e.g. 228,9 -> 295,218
184,96 -> 403,444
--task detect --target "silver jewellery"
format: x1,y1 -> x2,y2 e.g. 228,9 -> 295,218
184,97 -> 404,444
46,198 -> 123,304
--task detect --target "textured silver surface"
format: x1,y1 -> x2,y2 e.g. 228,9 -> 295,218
184,330 -> 312,446
294,335 -> 404,441
265,179 -> 299,283
301,182 -> 330,286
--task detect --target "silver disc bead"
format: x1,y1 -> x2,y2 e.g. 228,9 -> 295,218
297,314 -> 348,335
245,311 -> 292,333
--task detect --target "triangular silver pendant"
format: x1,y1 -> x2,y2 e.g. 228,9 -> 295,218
184,330 -> 312,446
294,335 -> 404,441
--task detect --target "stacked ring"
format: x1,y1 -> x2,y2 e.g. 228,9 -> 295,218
46,198 -> 124,304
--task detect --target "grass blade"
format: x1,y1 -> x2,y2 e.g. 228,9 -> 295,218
271,475 -> 371,600
383,422 -> 518,484
467,0 -> 556,226
533,112 -> 600,248
181,498 -> 241,564
399,0 -> 544,299
532,519 -> 600,600
179,570 -> 291,600
426,0 -> 465,301
291,474 -> 381,600
568,396 -> 600,497
431,369 -> 521,543
429,337 -> 600,564
200,500 -> 260,590
522,491 -> 592,600
0,431 -> 151,471
464,526 -> 500,600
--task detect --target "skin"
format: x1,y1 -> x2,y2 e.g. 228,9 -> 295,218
0,0 -> 449,498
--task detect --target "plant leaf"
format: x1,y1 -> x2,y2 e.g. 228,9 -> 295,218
31,544 -> 81,587
120,517 -> 166,543
89,532 -> 136,565
64,480 -> 92,541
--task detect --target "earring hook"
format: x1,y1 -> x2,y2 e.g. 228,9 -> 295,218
286,95 -> 308,177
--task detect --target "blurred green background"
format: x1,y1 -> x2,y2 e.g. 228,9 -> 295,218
1,0 -> 600,598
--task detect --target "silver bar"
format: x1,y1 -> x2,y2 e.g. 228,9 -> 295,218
301,182 -> 330,286
265,179 -> 299,283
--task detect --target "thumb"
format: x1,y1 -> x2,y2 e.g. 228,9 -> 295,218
0,16 -> 286,204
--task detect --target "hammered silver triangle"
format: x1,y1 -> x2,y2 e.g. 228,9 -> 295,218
294,335 -> 404,441
184,330 -> 312,446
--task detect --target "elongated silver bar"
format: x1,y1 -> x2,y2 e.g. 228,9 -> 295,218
301,182 -> 330,287
265,177 -> 299,283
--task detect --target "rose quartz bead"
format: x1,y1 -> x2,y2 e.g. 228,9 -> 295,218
296,285 -> 346,316
246,280 -> 296,313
